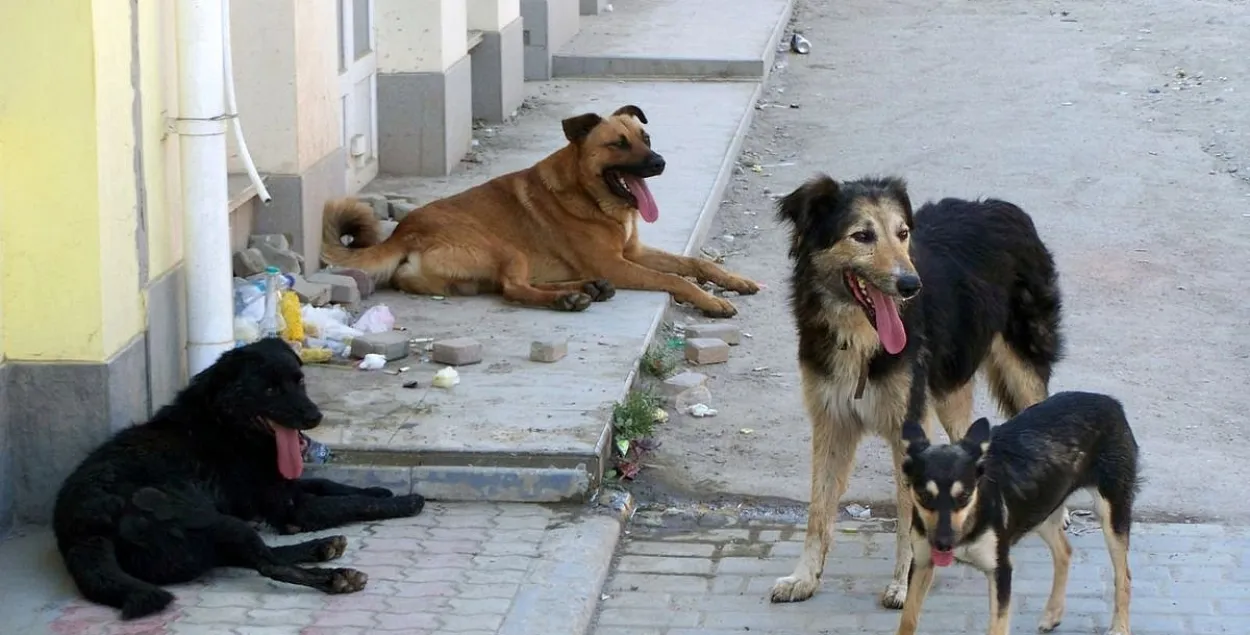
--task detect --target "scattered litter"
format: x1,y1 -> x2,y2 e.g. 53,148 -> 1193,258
352,305 -> 396,334
402,380 -> 420,389
431,295 -> 446,301
357,353 -> 387,370
302,305 -> 364,341
299,347 -> 333,364
301,433 -> 332,464
790,33 -> 812,54
739,428 -> 754,434
1060,101 -> 1074,106
845,504 -> 872,520
676,385 -> 713,412
686,403 -> 718,418
432,366 -> 461,388
652,408 -> 670,424
399,366 -> 411,373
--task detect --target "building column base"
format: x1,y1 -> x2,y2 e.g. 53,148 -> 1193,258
471,16 -> 525,123
580,0 -> 608,16
521,0 -> 580,81
251,148 -> 349,270
378,54 -> 474,177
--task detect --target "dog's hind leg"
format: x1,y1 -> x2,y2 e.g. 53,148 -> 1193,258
935,383 -> 974,442
986,562 -> 1015,635
62,536 -> 176,620
770,375 -> 861,603
497,250 -> 594,311
211,517 -> 369,593
268,535 -> 350,565
1094,492 -> 1133,635
280,493 -> 426,534
1035,508 -> 1073,632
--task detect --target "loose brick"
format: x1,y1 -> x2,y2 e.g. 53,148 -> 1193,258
529,339 -> 568,362
307,272 -> 361,305
232,248 -> 268,277
684,337 -> 730,365
356,193 -> 390,220
432,337 -> 483,365
324,266 -> 376,298
350,331 -> 410,360
289,274 -> 332,306
684,322 -> 741,345
248,233 -> 291,251
391,201 -> 420,222
660,371 -> 708,397
254,242 -> 304,274
378,219 -> 400,241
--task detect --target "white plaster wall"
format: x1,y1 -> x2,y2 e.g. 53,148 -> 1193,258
376,0 -> 467,73
468,0 -> 521,31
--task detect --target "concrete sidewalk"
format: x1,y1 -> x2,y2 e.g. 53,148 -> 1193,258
592,513 -> 1250,635
0,503 -> 621,635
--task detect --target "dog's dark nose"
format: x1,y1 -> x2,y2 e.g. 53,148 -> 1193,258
895,274 -> 922,299
646,152 -> 666,172
933,538 -> 953,552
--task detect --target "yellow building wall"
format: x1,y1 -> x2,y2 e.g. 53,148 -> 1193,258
142,0 -> 184,278
0,0 -> 146,362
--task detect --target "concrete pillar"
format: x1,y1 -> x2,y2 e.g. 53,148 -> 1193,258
467,0 -> 525,123
225,0 -> 346,270
520,0 -> 580,80
375,0 -> 473,176
580,0 -> 609,15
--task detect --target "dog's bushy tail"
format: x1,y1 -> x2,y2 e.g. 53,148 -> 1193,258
320,197 -> 408,282
62,536 -> 175,620
1002,206 -> 1065,380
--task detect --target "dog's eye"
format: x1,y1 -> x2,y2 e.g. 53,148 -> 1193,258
850,230 -> 875,243
641,133 -> 651,146
897,228 -> 910,241
613,136 -> 631,149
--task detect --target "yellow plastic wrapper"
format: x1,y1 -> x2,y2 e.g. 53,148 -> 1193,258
299,347 -> 333,363
279,290 -> 304,342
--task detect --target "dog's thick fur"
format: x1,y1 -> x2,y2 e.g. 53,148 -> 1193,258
896,392 -> 1140,635
52,339 -> 426,620
768,175 -> 1065,609
320,105 -> 760,317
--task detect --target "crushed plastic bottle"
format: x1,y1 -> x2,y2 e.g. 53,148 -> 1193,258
300,432 -> 332,464
258,266 -> 288,338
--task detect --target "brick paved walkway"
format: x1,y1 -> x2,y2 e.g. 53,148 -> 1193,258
0,502 -> 619,635
592,515 -> 1250,635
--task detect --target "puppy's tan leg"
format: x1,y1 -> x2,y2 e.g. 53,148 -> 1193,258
1095,495 -> 1132,635
896,552 -> 936,635
1035,508 -> 1073,632
627,245 -> 761,295
770,375 -> 862,603
497,251 -> 593,311
986,568 -> 1014,635
594,256 -> 738,317
934,383 -> 974,442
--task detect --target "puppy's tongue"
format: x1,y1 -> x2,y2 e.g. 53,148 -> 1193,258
274,426 -> 304,480
931,548 -> 955,567
867,287 -> 906,355
622,175 -> 659,223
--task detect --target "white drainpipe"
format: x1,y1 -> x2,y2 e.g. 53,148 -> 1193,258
176,0 -> 234,375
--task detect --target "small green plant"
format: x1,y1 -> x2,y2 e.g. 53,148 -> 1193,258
610,389 -> 664,480
639,332 -> 685,379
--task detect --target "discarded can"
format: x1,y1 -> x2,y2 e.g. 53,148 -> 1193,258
301,432 -> 332,464
790,33 -> 812,54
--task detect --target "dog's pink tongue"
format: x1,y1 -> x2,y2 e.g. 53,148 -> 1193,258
274,427 -> 304,480
867,287 -> 906,355
931,548 -> 955,567
623,175 -> 659,223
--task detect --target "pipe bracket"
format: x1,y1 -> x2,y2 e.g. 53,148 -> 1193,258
173,114 -> 234,137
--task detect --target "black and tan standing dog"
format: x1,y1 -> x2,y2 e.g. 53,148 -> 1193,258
769,175 -> 1065,609
896,391 -> 1140,635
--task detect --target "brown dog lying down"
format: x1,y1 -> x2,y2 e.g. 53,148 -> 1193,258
320,105 -> 760,317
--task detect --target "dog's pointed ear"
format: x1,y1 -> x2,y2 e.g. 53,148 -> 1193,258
776,174 -> 839,230
901,418 -> 930,456
612,104 -> 648,124
562,113 -> 603,143
961,417 -> 992,459
882,176 -> 914,220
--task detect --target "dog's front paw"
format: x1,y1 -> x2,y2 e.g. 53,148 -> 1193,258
769,574 -> 819,603
362,486 -> 394,498
120,588 -> 176,620
881,580 -> 908,609
699,296 -> 738,318
317,536 -> 349,562
583,279 -> 616,302
326,568 -> 369,594
554,292 -> 593,312
389,493 -> 426,517
725,276 -> 761,295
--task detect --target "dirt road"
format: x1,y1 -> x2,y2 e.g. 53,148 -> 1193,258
638,0 -> 1250,523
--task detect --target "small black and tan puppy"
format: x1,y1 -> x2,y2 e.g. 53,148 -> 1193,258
53,338 -> 426,620
895,391 -> 1139,635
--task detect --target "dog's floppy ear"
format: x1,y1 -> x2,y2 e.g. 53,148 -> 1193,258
612,104 -> 648,124
562,113 -> 603,143
776,174 -> 839,230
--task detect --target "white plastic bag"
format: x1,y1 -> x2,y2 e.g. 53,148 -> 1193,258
352,305 -> 395,334
301,305 -> 363,341
357,353 -> 386,370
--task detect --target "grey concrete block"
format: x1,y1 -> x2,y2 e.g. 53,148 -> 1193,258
685,337 -> 729,364
253,240 -> 304,275
521,0 -> 581,80
248,233 -> 291,251
254,147 -> 348,275
390,201 -> 419,222
289,274 -> 332,306
661,371 -> 708,396
232,247 -> 267,277
350,331 -> 411,361
356,193 -> 391,220
579,0 -> 607,15
306,272 -> 361,305
377,54 -> 474,177
432,338 -> 484,365
471,17 -> 525,123
323,266 -> 375,298
685,322 -> 741,345
529,339 -> 568,362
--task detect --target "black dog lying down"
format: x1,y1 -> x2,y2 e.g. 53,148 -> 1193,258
896,391 -> 1140,635
53,338 -> 425,620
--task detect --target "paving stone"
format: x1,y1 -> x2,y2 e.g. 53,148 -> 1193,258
660,371 -> 708,397
529,338 -> 568,362
350,330 -> 411,360
683,322 -> 741,345
324,266 -> 376,298
306,271 -> 361,305
233,247 -> 268,277
432,337 -> 484,365
289,274 -> 332,306
684,337 -> 730,365
357,193 -> 391,220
